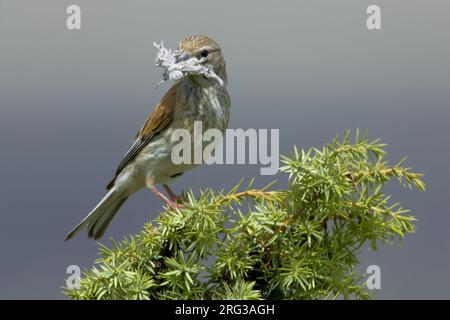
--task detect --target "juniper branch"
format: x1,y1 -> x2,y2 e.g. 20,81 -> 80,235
64,130 -> 425,300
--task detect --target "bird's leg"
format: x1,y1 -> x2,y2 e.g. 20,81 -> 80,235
163,184 -> 183,202
150,186 -> 184,209
146,178 -> 184,209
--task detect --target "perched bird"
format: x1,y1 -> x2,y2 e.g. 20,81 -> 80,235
65,35 -> 231,241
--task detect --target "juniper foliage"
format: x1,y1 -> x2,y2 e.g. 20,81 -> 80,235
64,131 -> 425,300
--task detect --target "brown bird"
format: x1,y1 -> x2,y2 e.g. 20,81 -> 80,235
65,35 -> 231,240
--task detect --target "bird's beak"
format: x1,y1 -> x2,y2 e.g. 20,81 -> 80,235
175,51 -> 190,63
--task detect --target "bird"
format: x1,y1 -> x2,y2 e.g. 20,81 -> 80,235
65,35 -> 231,241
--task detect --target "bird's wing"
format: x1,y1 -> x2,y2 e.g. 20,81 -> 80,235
106,83 -> 178,190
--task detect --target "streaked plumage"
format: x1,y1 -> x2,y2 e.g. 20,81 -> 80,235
65,35 -> 230,241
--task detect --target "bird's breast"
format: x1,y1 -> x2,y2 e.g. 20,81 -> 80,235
175,82 -> 231,133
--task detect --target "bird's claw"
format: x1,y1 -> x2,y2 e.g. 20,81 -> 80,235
169,194 -> 183,202
166,199 -> 185,209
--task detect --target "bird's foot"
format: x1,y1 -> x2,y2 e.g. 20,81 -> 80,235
163,184 -> 184,203
169,194 -> 183,202
150,185 -> 185,210
165,199 -> 185,209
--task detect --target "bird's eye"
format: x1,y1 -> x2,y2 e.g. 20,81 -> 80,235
199,49 -> 209,58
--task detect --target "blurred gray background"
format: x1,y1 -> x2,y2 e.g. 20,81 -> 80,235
0,0 -> 449,299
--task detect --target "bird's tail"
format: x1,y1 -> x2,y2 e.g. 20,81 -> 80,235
65,188 -> 128,241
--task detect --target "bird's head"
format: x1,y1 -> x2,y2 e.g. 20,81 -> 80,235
177,35 -> 227,84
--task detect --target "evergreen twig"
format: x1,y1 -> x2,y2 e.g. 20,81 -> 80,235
64,131 -> 425,300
